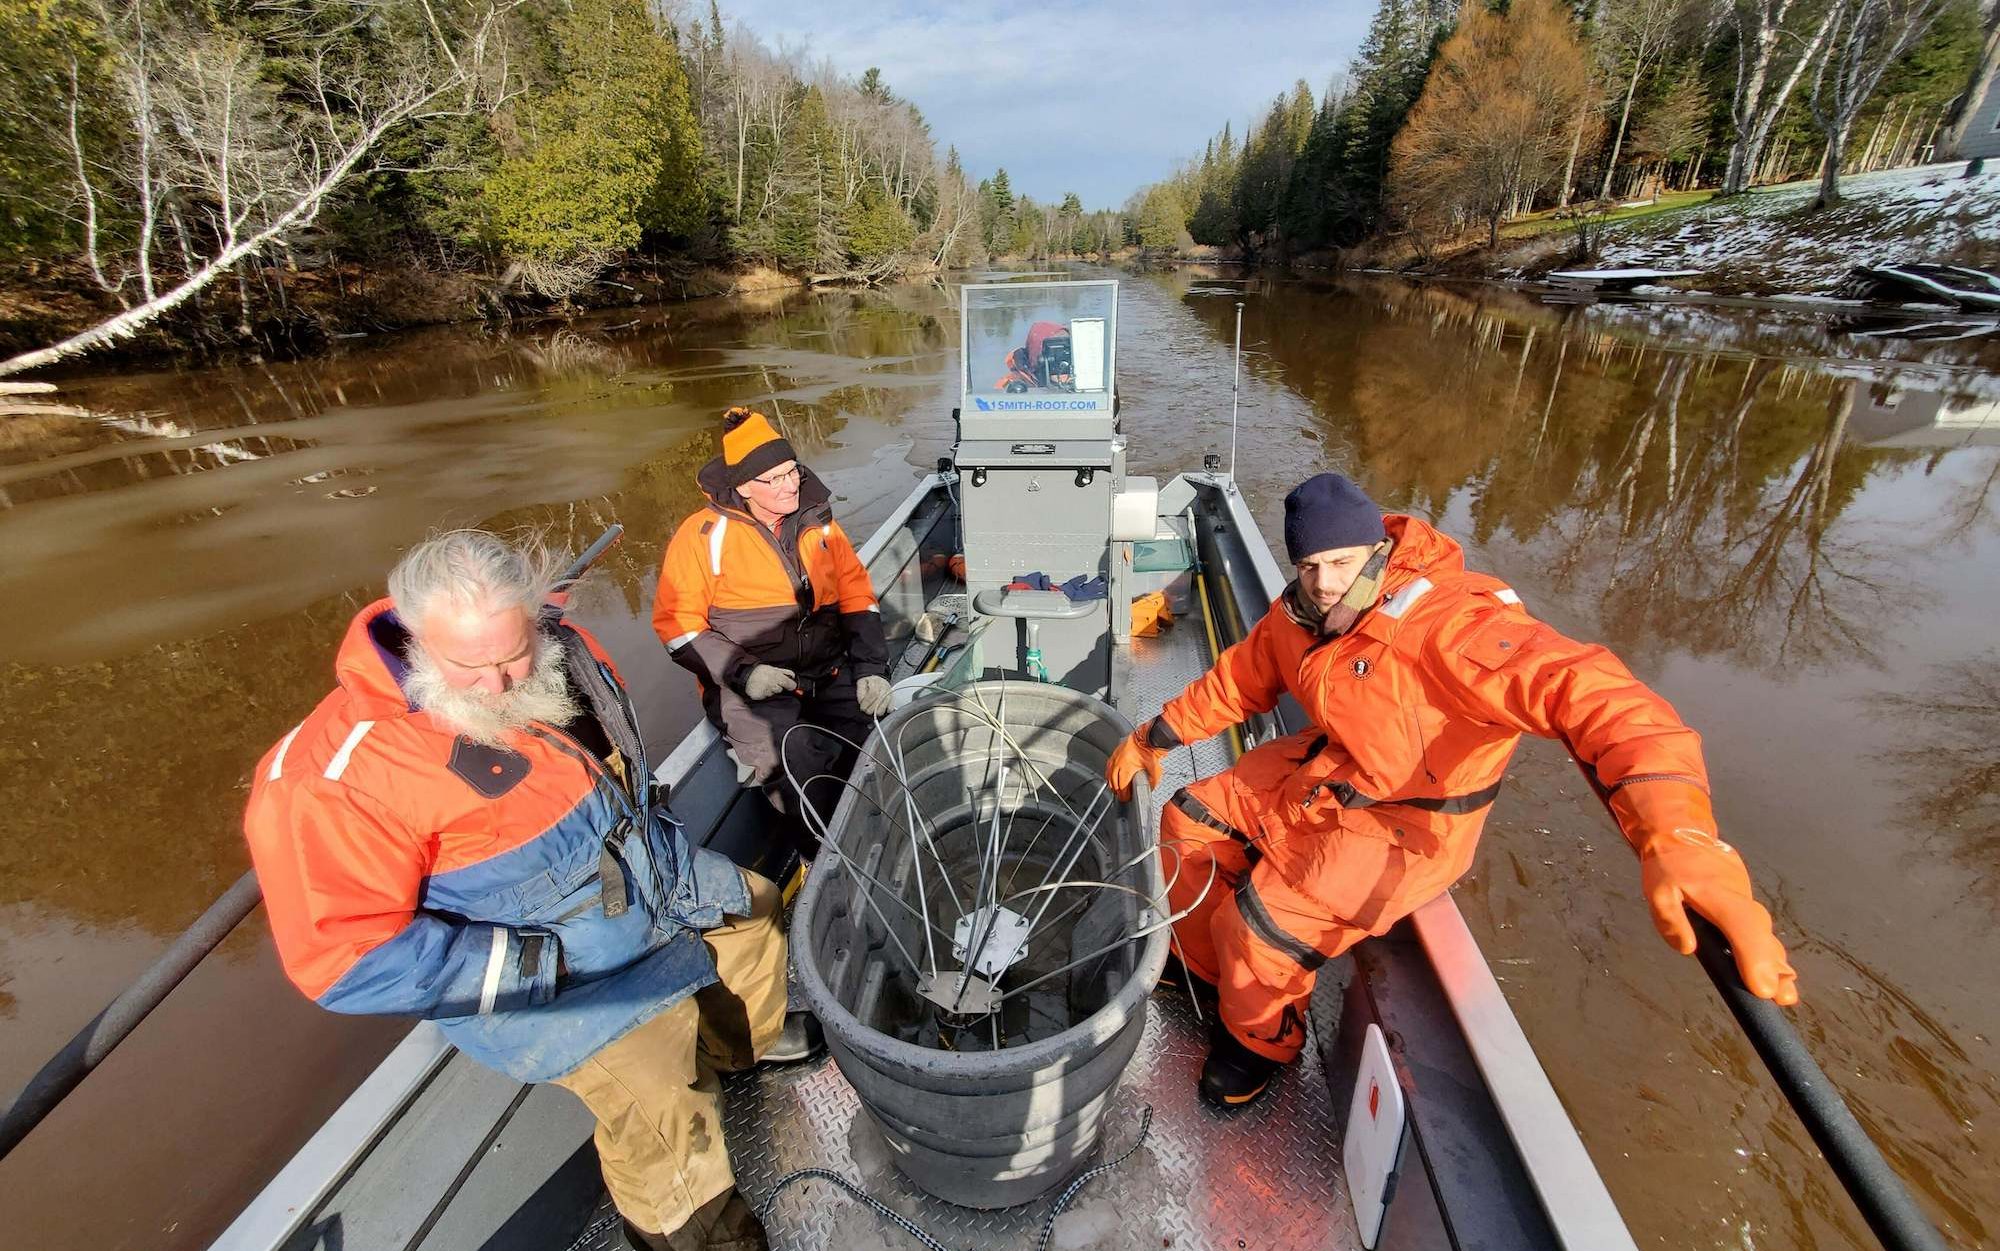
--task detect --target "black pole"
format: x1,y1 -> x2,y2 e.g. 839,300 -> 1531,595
1568,754 -> 1950,1250
0,870 -> 264,1161
554,524 -> 623,593
1689,914 -> 1949,1251
0,526 -> 628,1164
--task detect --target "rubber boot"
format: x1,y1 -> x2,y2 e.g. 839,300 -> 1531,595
640,1189 -> 768,1251
759,1010 -> 824,1065
1199,1022 -> 1281,1110
1155,950 -> 1217,1003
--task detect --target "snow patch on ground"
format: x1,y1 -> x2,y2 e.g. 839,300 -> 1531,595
1597,163 -> 2000,294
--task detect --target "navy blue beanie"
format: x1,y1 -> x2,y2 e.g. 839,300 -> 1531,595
1283,473 -> 1384,564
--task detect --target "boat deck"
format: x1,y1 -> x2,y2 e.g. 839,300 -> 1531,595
712,986 -> 1357,1251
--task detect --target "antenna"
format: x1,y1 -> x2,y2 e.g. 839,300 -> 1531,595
1229,301 -> 1244,478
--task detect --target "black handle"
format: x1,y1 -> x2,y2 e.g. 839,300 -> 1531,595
554,524 -> 624,592
1690,913 -> 1949,1251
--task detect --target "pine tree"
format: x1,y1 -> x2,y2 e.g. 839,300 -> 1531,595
1303,0 -> 1441,245
1135,184 -> 1186,249
485,0 -> 709,275
982,167 -> 1017,252
1279,92 -> 1343,249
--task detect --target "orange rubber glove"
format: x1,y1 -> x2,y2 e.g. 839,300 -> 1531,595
1610,781 -> 1800,1006
1107,721 -> 1169,800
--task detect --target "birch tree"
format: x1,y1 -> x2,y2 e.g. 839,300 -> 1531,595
1723,0 -> 1846,193
1807,0 -> 1957,206
1,0 -> 513,378
1595,0 -> 1691,199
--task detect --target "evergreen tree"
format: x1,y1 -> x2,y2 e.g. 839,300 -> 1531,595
1187,122 -> 1240,244
1279,92 -> 1344,249
485,0 -> 708,280
981,167 -> 1016,252
1057,191 -> 1084,254
1229,81 -> 1314,247
1332,0 -> 1442,244
1135,184 -> 1186,249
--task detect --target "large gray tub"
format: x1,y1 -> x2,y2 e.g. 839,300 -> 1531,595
791,681 -> 1168,1209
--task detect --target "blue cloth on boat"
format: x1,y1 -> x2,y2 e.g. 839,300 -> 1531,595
1004,571 -> 1108,601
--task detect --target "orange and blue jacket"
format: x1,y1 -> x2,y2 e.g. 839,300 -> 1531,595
652,458 -> 886,689
242,599 -> 749,1082
1158,514 -> 1713,914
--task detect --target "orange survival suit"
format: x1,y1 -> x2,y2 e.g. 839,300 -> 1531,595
1143,514 -> 1793,1063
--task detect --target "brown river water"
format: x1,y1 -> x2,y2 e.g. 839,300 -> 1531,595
1,269 -> 1996,1249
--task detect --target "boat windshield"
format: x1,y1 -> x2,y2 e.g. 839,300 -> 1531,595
962,280 -> 1116,402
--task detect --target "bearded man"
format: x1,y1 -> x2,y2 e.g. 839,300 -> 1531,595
1109,473 -> 1797,1109
244,528 -> 808,1251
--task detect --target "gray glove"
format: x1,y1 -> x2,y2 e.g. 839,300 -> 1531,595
742,664 -> 797,701
856,674 -> 893,717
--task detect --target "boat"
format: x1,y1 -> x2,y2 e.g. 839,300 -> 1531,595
206,277 -> 1634,1251
1541,267 -> 1702,293
1833,263 -> 2000,311
2,279 -> 1945,1251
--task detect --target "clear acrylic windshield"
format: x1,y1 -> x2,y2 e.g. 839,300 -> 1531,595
962,281 -> 1116,401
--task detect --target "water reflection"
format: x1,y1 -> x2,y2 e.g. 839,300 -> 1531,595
1172,276 -> 2000,676
1875,654 -> 2000,904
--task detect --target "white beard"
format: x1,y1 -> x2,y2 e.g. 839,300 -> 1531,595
405,632 -> 582,749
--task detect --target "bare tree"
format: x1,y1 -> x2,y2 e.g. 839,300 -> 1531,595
2,0 -> 514,379
1874,652 -> 2000,906
1723,0 -> 1846,194
1392,0 -> 1598,247
1630,65 -> 1715,189
1808,0 -> 1956,207
1596,0 -> 1691,200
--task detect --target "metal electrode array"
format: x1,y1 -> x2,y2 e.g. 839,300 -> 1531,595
953,279 -> 1156,698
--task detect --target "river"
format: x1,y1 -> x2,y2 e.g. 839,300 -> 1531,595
1,269 -> 1995,1249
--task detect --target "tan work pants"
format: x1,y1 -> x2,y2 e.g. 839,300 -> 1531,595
551,870 -> 789,1238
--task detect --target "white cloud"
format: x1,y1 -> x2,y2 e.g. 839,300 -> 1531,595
706,0 -> 1371,208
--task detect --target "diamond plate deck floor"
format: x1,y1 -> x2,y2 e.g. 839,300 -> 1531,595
720,988 -> 1359,1251
717,604 -> 1360,1251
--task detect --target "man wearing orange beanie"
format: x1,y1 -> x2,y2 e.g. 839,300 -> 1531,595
654,408 -> 891,867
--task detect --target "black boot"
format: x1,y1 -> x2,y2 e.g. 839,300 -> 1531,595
759,1010 -> 825,1065
1155,951 -> 1217,1001
1199,1025 -> 1281,1109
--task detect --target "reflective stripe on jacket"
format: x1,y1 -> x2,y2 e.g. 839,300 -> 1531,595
242,599 -> 750,1083
1159,514 -> 1709,875
652,460 -> 885,688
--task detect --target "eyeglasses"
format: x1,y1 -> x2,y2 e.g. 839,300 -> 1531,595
750,464 -> 803,488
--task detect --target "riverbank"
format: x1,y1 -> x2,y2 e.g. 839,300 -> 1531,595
1355,162 -> 2000,300
0,255 -> 853,379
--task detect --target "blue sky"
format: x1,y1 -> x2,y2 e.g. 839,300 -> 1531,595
709,0 -> 1374,210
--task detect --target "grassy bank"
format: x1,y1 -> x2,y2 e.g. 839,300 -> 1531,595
1498,189 -> 1718,241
